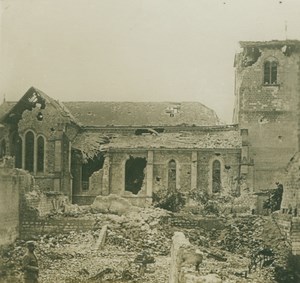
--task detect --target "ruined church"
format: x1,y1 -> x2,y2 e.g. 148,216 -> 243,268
1,40 -> 300,210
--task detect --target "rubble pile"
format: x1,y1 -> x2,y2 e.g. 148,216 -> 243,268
0,203 -> 292,282
0,207 -> 172,283
217,216 -> 264,253
178,215 -> 290,282
100,208 -> 172,255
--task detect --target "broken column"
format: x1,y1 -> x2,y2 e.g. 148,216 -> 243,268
191,151 -> 197,191
146,150 -> 153,203
102,156 -> 110,195
94,225 -> 108,250
169,232 -> 191,283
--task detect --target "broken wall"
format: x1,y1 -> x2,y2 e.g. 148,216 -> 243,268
109,149 -> 240,204
19,187 -> 94,239
109,151 -> 147,193
0,165 -> 33,246
1,94 -> 77,199
234,43 -> 300,190
281,152 -> 300,212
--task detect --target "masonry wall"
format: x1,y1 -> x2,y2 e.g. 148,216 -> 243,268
152,150 -> 192,194
19,186 -> 95,239
234,44 -> 300,190
1,100 -> 76,198
197,149 -> 240,194
0,165 -> 33,246
281,152 -> 300,212
291,217 -> 300,255
20,217 -> 96,240
72,147 -> 241,205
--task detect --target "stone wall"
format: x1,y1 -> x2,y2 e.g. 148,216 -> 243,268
281,152 -> 300,212
291,217 -> 300,255
20,217 -> 96,240
273,212 -> 292,240
0,95 -> 75,199
87,149 -> 239,198
19,187 -> 95,239
0,164 -> 33,246
234,42 -> 300,190
272,213 -> 300,256
168,215 -> 225,230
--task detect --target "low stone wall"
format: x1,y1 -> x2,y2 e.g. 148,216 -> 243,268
291,217 -> 300,255
20,217 -> 96,240
273,213 -> 300,255
169,215 -> 225,231
273,212 -> 292,240
20,190 -> 96,239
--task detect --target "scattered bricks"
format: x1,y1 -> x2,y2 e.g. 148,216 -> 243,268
94,225 -> 108,250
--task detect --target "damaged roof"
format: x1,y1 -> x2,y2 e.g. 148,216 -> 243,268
0,87 -> 78,125
105,129 -> 241,149
72,126 -> 241,159
63,101 -> 220,126
1,93 -> 220,127
71,131 -> 110,160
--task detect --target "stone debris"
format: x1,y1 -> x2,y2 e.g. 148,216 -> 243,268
0,206 -> 292,283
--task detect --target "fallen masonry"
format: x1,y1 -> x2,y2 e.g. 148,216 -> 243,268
0,196 -> 298,283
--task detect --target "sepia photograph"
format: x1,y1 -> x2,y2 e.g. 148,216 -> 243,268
1,0 -> 300,282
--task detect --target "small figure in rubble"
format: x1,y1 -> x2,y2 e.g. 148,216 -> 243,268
22,241 -> 39,283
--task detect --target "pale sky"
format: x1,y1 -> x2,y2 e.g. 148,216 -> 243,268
1,0 -> 300,123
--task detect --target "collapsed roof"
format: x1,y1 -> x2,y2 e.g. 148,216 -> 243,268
72,125 -> 241,160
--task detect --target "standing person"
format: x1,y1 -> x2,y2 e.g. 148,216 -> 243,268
22,241 -> 39,283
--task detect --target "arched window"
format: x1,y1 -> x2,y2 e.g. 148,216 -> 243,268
264,60 -> 277,85
12,133 -> 22,168
37,136 -> 45,172
25,131 -> 34,172
0,139 -> 6,158
168,159 -> 177,191
212,160 -> 221,193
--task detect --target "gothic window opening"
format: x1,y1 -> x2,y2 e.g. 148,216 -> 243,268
12,133 -> 22,168
125,156 -> 147,194
212,160 -> 221,193
81,155 -> 105,191
25,131 -> 34,172
37,136 -> 45,172
168,159 -> 177,191
264,60 -> 278,85
0,139 -> 6,158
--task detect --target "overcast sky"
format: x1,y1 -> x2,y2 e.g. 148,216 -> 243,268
1,0 -> 300,122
